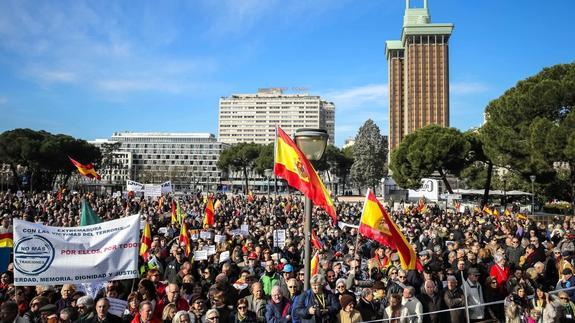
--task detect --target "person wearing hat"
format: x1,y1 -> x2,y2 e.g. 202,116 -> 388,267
188,294 -> 206,323
557,268 -> 575,302
277,264 -> 294,299
245,252 -> 264,278
336,294 -> 361,323
463,267 -> 485,321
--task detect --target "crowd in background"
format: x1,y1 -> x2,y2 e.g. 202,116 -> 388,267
1,190 -> 575,323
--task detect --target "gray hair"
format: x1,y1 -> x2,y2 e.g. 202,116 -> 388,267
404,286 -> 415,296
310,274 -> 326,286
205,309 -> 218,318
361,288 -> 373,298
172,311 -> 191,323
335,278 -> 347,287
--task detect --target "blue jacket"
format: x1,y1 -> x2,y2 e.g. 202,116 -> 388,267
293,289 -> 340,323
265,298 -> 292,323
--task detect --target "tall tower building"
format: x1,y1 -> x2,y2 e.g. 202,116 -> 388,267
386,0 -> 453,151
218,88 -> 335,145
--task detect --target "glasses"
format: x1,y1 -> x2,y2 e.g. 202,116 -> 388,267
390,272 -> 398,275
327,275 -> 335,278
288,285 -> 296,289
299,273 -> 305,276
491,281 -> 497,284
337,285 -> 346,289
561,297 -> 569,300
77,306 -> 86,310
237,306 -> 247,310
398,276 -> 406,279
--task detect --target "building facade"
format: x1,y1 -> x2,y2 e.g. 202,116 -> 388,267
218,88 -> 335,145
386,0 -> 453,151
91,132 -> 226,192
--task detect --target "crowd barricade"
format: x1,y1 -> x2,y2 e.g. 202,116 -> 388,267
359,284 -> 575,323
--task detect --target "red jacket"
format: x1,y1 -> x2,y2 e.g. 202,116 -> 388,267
154,297 -> 189,319
131,313 -> 161,323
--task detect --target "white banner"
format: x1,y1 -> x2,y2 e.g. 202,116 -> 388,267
160,181 -> 173,194
408,178 -> 440,201
126,180 -> 144,192
13,215 -> 140,286
144,185 -> 162,198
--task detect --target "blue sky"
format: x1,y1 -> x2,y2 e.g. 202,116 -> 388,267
0,0 -> 574,147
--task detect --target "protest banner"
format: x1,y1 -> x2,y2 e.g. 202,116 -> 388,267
194,250 -> 208,261
160,181 -> 173,194
126,180 -> 144,192
214,235 -> 225,244
200,231 -> 212,240
107,298 -> 128,317
13,215 -> 140,286
144,185 -> 162,198
219,251 -> 230,263
273,229 -> 286,248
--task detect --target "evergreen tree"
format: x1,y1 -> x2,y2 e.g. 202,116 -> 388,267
350,119 -> 388,194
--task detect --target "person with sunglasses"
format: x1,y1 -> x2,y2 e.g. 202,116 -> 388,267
203,309 -> 219,323
22,296 -> 48,323
230,298 -> 257,323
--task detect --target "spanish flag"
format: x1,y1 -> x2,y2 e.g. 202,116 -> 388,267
203,197 -> 215,228
68,156 -> 101,180
310,250 -> 320,276
179,222 -> 191,256
311,229 -> 322,250
171,200 -> 177,224
214,199 -> 222,210
483,205 -> 493,215
0,232 -> 13,248
493,208 -> 500,218
140,221 -> 152,261
359,189 -> 417,270
504,208 -> 511,217
273,126 -> 337,224
517,213 -> 528,221
473,206 -> 481,214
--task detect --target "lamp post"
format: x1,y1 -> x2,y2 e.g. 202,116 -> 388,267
530,175 -> 536,214
503,177 -> 507,209
294,128 -> 328,291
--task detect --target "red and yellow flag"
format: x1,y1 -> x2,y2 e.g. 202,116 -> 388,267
483,205 -> 493,215
359,189 -> 417,270
0,232 -> 13,248
503,208 -> 511,217
273,126 -> 337,224
203,197 -> 215,228
493,208 -> 500,218
68,156 -> 101,180
311,229 -> 322,250
140,221 -> 152,261
179,222 -> 191,256
517,213 -> 528,221
310,250 -> 320,276
171,200 -> 177,224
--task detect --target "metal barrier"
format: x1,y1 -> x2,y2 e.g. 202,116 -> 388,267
359,283 -> 575,323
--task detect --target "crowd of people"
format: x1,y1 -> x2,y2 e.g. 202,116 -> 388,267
1,189 -> 575,323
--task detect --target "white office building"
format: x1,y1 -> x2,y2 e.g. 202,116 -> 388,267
91,132 -> 227,192
218,88 -> 335,145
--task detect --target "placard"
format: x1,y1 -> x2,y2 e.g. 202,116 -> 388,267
214,235 -> 225,244
206,245 -> 216,256
200,231 -> 212,240
194,250 -> 208,261
273,230 -> 286,248
107,298 -> 128,317
144,185 -> 162,198
219,251 -> 230,263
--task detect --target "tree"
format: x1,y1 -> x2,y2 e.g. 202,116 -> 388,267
390,125 -> 470,194
482,63 -> 575,211
463,130 -> 495,206
216,143 -> 261,194
99,142 -> 123,182
0,129 -> 101,191
253,143 -> 274,176
350,119 -> 388,194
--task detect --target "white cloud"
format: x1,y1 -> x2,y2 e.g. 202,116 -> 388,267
323,83 -> 388,111
450,82 -> 488,95
0,2 -> 213,95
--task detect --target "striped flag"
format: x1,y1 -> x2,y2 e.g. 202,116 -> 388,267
0,232 -> 13,248
503,208 -> 511,217
68,156 -> 101,180
203,198 -> 215,228
171,200 -> 177,224
311,229 -> 322,250
140,221 -> 152,261
359,189 -> 418,270
310,250 -> 320,276
179,222 -> 191,256
273,126 -> 337,224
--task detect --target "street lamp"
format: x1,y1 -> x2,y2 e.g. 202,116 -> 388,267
530,175 -> 536,214
294,128 -> 328,291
